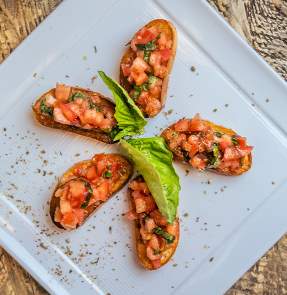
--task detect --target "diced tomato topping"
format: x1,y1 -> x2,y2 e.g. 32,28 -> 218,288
219,134 -> 233,150
130,71 -> 148,86
137,92 -> 162,117
144,196 -> 157,213
131,27 -> 157,51
148,235 -> 160,250
224,146 -> 252,160
121,64 -> 131,77
237,136 -> 247,147
129,57 -> 149,85
134,197 -> 147,213
166,222 -> 177,236
146,246 -> 161,261
238,146 -> 253,156
124,210 -> 138,221
151,259 -> 161,269
54,207 -> 63,223
61,212 -> 78,229
150,210 -> 168,226
131,57 -> 149,72
60,198 -> 72,214
86,165 -> 98,181
190,155 -> 207,170
149,83 -> 162,98
189,115 -> 208,132
96,182 -> 110,201
81,109 -> 104,126
55,84 -> 71,101
159,48 -> 171,62
149,51 -> 167,78
96,159 -> 108,177
59,103 -> 78,123
73,208 -> 85,225
69,180 -> 86,198
145,217 -> 156,233
129,180 -> 149,193
70,194 -> 85,208
174,119 -> 190,132
219,159 -> 241,170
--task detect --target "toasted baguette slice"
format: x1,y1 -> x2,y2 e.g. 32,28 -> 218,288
32,85 -> 116,144
50,154 -> 133,230
120,19 -> 177,117
127,176 -> 179,270
161,117 -> 252,176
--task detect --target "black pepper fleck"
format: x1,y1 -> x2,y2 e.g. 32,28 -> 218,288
190,66 -> 196,72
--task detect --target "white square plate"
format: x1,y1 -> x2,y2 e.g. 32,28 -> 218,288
1,1 -> 287,294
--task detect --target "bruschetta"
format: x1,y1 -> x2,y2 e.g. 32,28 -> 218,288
120,19 -> 177,117
33,84 -> 117,143
50,154 -> 133,230
161,114 -> 253,176
126,176 -> 179,270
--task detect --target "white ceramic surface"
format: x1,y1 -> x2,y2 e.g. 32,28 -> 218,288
0,1 -> 287,294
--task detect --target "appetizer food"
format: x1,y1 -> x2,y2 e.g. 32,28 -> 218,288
161,114 -> 253,175
126,176 -> 179,270
33,73 -> 147,142
50,154 -> 132,230
120,19 -> 177,117
98,71 -> 147,140
33,84 -> 117,143
121,137 -> 180,270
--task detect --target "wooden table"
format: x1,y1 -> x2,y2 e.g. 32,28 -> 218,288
0,0 -> 287,294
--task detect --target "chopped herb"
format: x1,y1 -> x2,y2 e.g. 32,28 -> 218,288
142,83 -> 149,91
93,46 -> 97,54
136,35 -> 160,62
103,171 -> 112,178
81,182 -> 93,208
231,135 -> 238,145
214,131 -> 222,138
88,100 -> 101,111
40,100 -> 53,117
136,35 -> 160,51
131,75 -> 158,100
153,226 -> 175,244
148,75 -> 158,87
143,50 -> 151,62
208,143 -> 220,168
190,66 -> 196,72
68,92 -> 85,102
131,85 -> 143,101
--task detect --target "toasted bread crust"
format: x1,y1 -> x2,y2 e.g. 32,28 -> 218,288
128,176 -> 179,270
32,87 -> 115,144
120,19 -> 177,117
50,154 -> 133,229
162,120 -> 252,176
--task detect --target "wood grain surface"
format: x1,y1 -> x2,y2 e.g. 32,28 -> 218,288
0,0 -> 287,294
